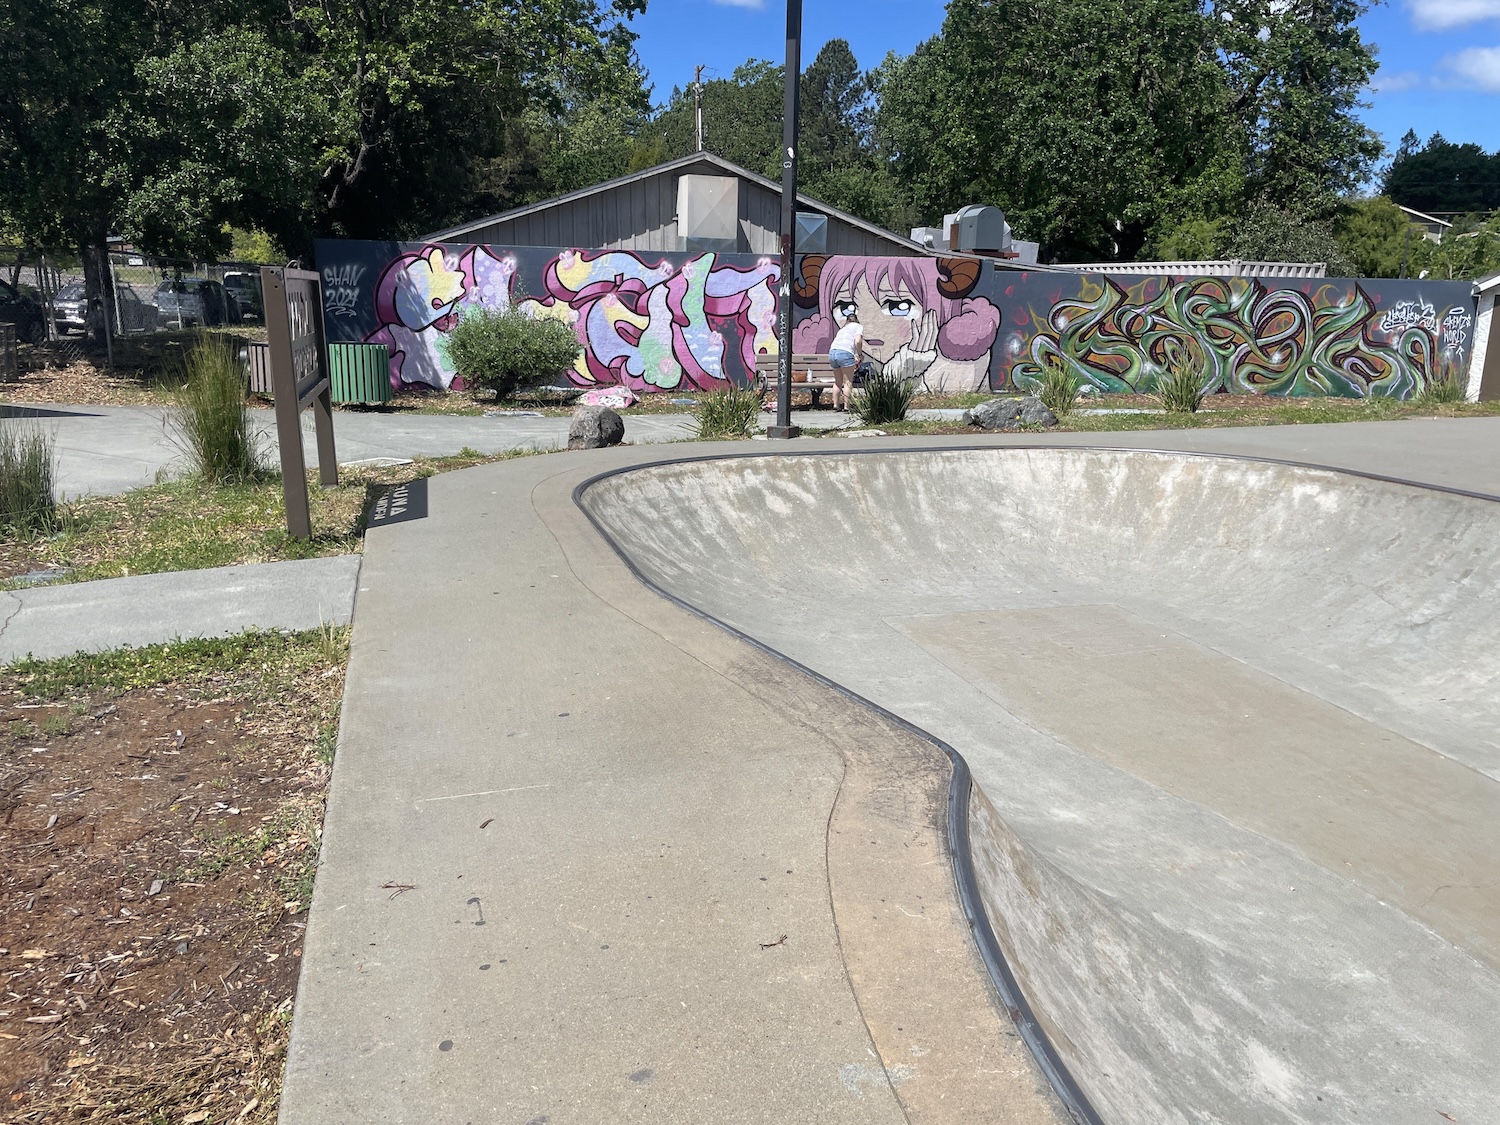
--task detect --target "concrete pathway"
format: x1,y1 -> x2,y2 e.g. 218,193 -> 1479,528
0,555 -> 360,663
0,400 -> 939,500
284,417 -> 1500,1124
0,403 -> 702,499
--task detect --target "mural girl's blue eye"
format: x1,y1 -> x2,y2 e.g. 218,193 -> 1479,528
881,298 -> 916,317
834,300 -> 858,320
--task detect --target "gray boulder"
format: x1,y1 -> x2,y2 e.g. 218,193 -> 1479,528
963,395 -> 1057,430
1019,397 -> 1059,427
568,405 -> 625,449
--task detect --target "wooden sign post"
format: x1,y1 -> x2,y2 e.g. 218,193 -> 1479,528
262,267 -> 338,539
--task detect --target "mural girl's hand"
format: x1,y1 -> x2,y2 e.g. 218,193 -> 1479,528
882,309 -> 939,384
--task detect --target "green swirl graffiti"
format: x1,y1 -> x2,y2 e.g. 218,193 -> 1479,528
1012,277 -> 1454,399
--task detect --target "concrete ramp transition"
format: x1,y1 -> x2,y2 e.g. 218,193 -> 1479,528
579,447 -> 1500,1125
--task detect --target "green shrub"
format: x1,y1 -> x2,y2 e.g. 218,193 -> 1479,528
443,307 -> 582,399
1416,374 -> 1467,405
695,385 -> 763,438
1153,354 -> 1208,413
174,335 -> 262,483
1037,357 -> 1082,417
0,422 -> 59,534
853,367 -> 916,425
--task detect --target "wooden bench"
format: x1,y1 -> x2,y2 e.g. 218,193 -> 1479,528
753,353 -> 845,409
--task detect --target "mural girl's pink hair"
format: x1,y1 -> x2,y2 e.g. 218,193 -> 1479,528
791,256 -> 999,361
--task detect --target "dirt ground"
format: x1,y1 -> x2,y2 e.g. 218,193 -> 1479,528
0,644 -> 343,1123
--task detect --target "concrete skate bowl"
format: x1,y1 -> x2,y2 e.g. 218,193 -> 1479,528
577,446 -> 1500,1125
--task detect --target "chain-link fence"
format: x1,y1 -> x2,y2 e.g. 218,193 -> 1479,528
0,247 -> 269,365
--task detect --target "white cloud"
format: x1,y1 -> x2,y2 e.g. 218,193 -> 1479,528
1408,0 -> 1500,31
709,0 -> 765,8
1372,69 -> 1425,93
1441,44 -> 1500,90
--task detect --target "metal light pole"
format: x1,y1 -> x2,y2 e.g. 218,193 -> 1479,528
766,0 -> 803,440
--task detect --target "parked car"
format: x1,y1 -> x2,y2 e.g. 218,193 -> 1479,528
116,286 -> 163,333
0,279 -> 46,343
51,281 -> 87,334
222,271 -> 264,322
154,278 -> 240,327
53,281 -> 163,335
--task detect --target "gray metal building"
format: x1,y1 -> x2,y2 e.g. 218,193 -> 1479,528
423,152 -> 927,257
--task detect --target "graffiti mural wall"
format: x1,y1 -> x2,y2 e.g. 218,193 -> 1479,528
314,240 -> 779,393
993,273 -> 1477,398
314,238 -> 1477,399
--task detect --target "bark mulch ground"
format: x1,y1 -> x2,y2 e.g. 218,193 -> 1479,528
0,630 -> 347,1123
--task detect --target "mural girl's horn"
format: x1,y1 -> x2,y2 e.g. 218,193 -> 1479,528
794,255 -> 828,308
936,258 -> 982,300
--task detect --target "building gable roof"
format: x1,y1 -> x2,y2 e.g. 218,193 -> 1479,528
422,151 -> 927,254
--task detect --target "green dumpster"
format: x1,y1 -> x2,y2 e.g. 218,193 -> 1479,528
329,343 -> 392,404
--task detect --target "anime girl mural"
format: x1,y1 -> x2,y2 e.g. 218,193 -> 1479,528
790,256 -> 1002,393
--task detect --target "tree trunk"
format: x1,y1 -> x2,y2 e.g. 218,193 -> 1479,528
80,238 -> 117,346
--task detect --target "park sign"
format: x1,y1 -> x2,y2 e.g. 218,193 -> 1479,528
262,267 -> 338,539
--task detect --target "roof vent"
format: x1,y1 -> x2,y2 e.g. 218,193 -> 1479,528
796,212 -> 828,253
677,175 -> 739,253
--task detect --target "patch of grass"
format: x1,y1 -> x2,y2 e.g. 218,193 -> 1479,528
694,385 -> 763,438
822,393 -> 1500,438
41,712 -> 69,735
9,717 -> 36,739
173,334 -> 264,483
1153,355 -> 1209,414
6,626 -> 350,701
853,367 -> 917,426
0,448 -> 539,589
1036,358 -> 1083,418
314,718 -> 338,765
0,422 -> 61,534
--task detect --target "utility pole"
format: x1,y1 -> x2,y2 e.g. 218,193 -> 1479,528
767,0 -> 803,440
694,65 -> 705,153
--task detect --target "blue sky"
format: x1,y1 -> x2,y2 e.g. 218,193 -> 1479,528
628,0 -> 1499,175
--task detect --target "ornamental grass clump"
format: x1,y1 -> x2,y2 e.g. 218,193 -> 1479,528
0,422 -> 59,534
1153,353 -> 1209,414
853,367 -> 916,425
173,334 -> 263,483
443,307 -> 582,400
694,385 -> 763,438
1416,373 -> 1466,405
1037,356 -> 1082,417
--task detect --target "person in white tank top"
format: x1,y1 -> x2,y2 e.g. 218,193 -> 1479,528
827,314 -> 863,412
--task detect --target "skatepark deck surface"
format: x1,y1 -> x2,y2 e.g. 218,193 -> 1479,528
281,419 -> 1500,1124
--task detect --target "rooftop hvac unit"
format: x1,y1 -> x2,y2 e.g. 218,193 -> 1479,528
910,227 -> 944,251
677,175 -> 739,253
954,204 -> 1009,253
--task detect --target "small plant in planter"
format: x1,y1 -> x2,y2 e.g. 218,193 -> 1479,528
443,308 -> 582,400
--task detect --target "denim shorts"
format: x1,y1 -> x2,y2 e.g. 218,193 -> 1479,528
829,349 -> 857,369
